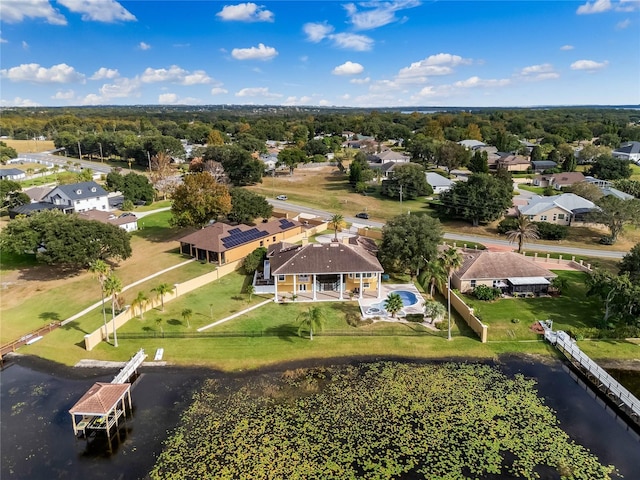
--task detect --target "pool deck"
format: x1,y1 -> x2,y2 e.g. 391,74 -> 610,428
358,283 -> 425,319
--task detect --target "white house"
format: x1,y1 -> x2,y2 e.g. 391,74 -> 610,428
426,172 -> 454,194
0,168 -> 26,180
517,193 -> 596,226
612,141 -> 640,165
42,181 -> 109,213
78,210 -> 139,232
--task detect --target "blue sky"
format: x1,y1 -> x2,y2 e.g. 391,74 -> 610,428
1,0 -> 638,108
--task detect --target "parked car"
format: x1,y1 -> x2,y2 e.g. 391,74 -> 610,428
355,212 -> 369,219
276,195 -> 288,201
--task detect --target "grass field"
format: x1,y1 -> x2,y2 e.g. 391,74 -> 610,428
2,139 -> 56,153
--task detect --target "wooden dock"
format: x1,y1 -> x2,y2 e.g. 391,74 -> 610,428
539,321 -> 640,423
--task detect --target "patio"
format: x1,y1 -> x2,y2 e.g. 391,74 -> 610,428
358,283 -> 425,320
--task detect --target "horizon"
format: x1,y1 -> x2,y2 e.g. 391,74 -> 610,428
1,1 -> 639,108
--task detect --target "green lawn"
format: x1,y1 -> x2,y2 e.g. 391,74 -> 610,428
518,184 -> 546,195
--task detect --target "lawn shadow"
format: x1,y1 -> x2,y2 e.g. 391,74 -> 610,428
167,319 -> 182,326
39,312 -> 61,322
62,320 -> 88,334
264,324 -> 299,343
231,295 -> 244,302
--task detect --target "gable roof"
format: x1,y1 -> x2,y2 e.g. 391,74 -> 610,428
455,251 -> 556,281
613,141 -> 640,155
24,186 -> 54,202
270,238 -> 383,275
77,210 -> 139,226
534,172 -> 585,186
47,181 -> 107,201
519,193 -> 595,215
426,171 -> 453,187
0,168 -> 25,176
69,382 -> 130,416
179,218 -> 302,253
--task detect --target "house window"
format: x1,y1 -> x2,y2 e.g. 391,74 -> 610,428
558,214 -> 565,220
363,282 -> 370,289
260,241 -> 264,247
540,215 -> 547,221
273,236 -> 276,241
470,280 -> 476,288
277,275 -> 285,282
298,284 -> 307,291
552,214 -> 557,221
298,275 -> 309,282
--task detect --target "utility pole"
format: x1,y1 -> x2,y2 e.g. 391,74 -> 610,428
77,141 -> 82,160
98,142 -> 104,163
147,151 -> 152,172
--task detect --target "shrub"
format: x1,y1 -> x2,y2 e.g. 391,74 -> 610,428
497,217 -> 519,234
473,285 -> 502,301
243,247 -> 267,274
405,313 -> 425,323
533,221 -> 568,240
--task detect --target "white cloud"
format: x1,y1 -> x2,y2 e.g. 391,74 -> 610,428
0,63 -> 85,83
570,59 -> 609,71
397,53 -> 472,81
454,76 -> 511,88
0,37 -> 7,44
22,40 -> 29,50
350,77 -> 371,84
344,0 -> 421,31
283,95 -> 314,105
211,87 -> 228,95
303,22 -> 334,42
52,89 -> 75,100
560,45 -> 574,51
158,93 -> 200,105
616,18 -> 631,29
158,93 -> 178,104
139,42 -> 151,50
616,0 -> 640,12
231,43 -> 278,60
90,67 -> 119,80
0,0 -> 67,25
57,0 -> 136,22
577,0 -> 612,14
216,3 -> 274,22
518,63 -> 559,80
235,87 -> 282,98
332,61 -> 364,76
329,32 -> 374,51
0,96 -> 41,107
140,65 -> 213,85
82,77 -> 141,104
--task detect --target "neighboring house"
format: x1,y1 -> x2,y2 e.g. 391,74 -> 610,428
8,202 -> 58,218
78,210 -> 139,232
458,139 -> 486,150
371,150 -> 410,164
496,154 -> 531,172
42,181 -> 109,213
0,168 -> 26,180
584,176 -> 610,188
452,250 -> 556,295
519,139 -> 537,154
517,193 -> 596,225
266,236 -> 384,302
532,172 -> 585,189
426,172 -> 453,194
612,141 -> 640,164
178,218 -> 304,265
259,153 -> 279,171
530,160 -> 557,172
23,186 -> 54,203
601,187 -> 634,200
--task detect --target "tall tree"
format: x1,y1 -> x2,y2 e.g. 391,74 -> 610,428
152,283 -> 174,312
181,308 -> 193,328
589,197 -> 640,244
378,213 -> 443,278
419,260 -> 447,298
297,306 -> 325,340
588,156 -> 633,180
89,259 -> 111,341
170,172 -> 232,228
277,147 -> 307,176
505,214 -> 539,253
329,213 -> 345,241
228,188 -> 273,223
132,291 -> 149,319
468,150 -> 489,174
436,141 -> 471,175
380,163 -> 432,200
619,243 -> 640,283
104,273 -> 123,347
439,247 -> 463,341
439,173 -> 513,226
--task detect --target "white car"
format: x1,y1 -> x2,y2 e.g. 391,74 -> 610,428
276,195 -> 288,201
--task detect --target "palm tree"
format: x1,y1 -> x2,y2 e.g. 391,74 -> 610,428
424,300 -> 446,324
131,291 -> 149,319
439,247 -> 463,341
89,260 -> 111,341
103,273 -> 123,347
506,214 -> 539,253
155,318 -> 164,335
329,213 -> 345,242
297,306 -> 325,340
550,276 -> 569,296
420,260 -> 447,298
384,293 -> 404,318
152,283 -> 174,311
181,308 -> 193,328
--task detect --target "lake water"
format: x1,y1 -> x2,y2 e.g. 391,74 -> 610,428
1,354 -> 639,480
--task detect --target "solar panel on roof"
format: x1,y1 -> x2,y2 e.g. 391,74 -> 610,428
228,228 -> 241,234
279,219 -> 296,229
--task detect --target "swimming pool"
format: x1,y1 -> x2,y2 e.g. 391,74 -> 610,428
391,289 -> 419,307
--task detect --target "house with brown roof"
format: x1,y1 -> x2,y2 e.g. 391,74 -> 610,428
495,154 -> 531,172
532,172 -> 585,190
264,236 -> 384,302
77,210 -> 139,232
178,218 -> 304,265
452,250 -> 556,296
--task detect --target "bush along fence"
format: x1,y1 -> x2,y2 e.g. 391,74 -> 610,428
115,329 -> 442,340
83,260 -> 242,350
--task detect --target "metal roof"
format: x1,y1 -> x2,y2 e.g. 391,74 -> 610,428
507,277 -> 551,286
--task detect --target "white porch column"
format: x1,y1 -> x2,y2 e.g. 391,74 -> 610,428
313,274 -> 317,300
274,276 -> 278,302
377,272 -> 381,299
339,273 -> 344,300
359,275 -> 363,299
293,275 -> 297,300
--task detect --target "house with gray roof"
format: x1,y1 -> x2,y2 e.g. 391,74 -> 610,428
458,139 -> 486,150
452,250 -> 556,295
612,141 -> 640,165
0,168 -> 26,180
426,171 -> 454,194
517,193 -> 596,225
42,181 -> 109,213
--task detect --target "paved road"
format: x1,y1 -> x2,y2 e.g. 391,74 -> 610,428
268,199 -> 628,259
17,151 -> 113,175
